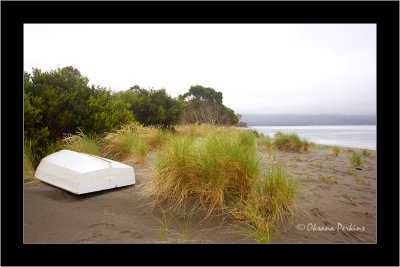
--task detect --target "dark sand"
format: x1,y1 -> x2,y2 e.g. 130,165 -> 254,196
24,146 -> 376,243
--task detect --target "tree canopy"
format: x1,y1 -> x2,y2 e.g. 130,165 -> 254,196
24,66 -> 240,166
179,85 -> 238,125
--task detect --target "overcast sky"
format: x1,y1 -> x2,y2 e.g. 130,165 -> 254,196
24,24 -> 376,115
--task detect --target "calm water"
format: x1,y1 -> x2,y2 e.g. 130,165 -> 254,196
249,125 -> 376,150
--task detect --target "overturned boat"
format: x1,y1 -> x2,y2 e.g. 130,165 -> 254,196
34,149 -> 135,194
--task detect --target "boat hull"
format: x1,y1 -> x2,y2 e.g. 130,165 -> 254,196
34,150 -> 135,194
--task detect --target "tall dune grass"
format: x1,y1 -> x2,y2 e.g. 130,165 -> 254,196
258,135 -> 272,150
272,132 -> 309,152
102,123 -> 149,164
229,163 -> 298,242
175,124 -> 217,138
152,124 -> 299,243
351,152 -> 363,167
63,130 -> 101,156
24,141 -> 36,181
362,149 -> 371,156
102,123 -> 172,164
152,127 -> 260,217
332,146 -> 340,157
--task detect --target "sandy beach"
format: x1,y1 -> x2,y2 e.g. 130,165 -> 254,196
24,146 -> 376,244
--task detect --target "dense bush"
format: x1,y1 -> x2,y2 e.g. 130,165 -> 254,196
24,66 -> 239,168
24,67 -> 136,166
122,86 -> 183,127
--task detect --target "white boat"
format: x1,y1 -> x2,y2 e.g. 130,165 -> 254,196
34,149 -> 135,194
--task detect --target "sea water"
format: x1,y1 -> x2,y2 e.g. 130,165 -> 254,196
249,125 -> 376,150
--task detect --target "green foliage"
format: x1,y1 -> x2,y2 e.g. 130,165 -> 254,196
125,87 -> 182,127
24,133 -> 63,169
81,89 -> 135,134
179,85 -> 238,125
180,85 -> 223,105
24,67 -> 240,172
26,67 -> 90,139
24,141 -> 36,181
24,66 -> 136,165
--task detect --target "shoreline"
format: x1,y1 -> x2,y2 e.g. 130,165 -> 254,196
245,125 -> 376,150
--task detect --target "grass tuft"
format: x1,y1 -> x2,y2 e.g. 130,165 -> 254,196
229,164 -> 298,243
319,175 -> 338,184
157,207 -> 173,243
258,135 -> 272,150
63,129 -> 101,156
362,149 -> 371,156
24,141 -> 36,181
351,152 -> 363,167
354,177 -> 371,186
272,132 -> 309,153
331,146 -> 340,157
152,126 -> 260,217
102,122 -> 149,164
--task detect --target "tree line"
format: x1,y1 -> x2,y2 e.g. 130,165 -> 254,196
24,66 -> 239,165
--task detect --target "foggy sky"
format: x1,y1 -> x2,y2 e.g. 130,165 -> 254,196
24,24 -> 376,115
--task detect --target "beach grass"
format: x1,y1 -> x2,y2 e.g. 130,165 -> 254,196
102,122 -> 150,164
272,132 -> 308,153
331,146 -> 340,157
229,163 -> 298,243
175,124 -> 217,138
152,125 -> 301,243
355,177 -> 371,186
346,168 -> 356,176
302,139 -> 310,152
362,149 -> 371,157
63,130 -> 101,156
157,206 -> 173,243
152,126 -> 260,217
351,152 -> 364,167
319,175 -> 338,184
24,141 -> 36,181
258,134 -> 272,150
